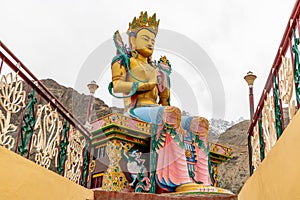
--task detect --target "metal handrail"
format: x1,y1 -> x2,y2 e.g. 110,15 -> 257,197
0,41 -> 91,141
247,0 -> 300,137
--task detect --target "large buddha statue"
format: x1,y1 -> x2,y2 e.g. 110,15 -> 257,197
109,11 -> 211,192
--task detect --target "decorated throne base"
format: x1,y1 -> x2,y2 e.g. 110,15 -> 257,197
175,183 -> 233,195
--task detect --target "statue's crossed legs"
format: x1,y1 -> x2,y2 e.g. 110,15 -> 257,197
130,106 -> 211,192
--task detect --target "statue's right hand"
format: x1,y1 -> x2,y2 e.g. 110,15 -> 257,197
138,82 -> 157,91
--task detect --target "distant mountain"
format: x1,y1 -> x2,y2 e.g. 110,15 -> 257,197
208,118 -> 245,143
40,79 -> 112,124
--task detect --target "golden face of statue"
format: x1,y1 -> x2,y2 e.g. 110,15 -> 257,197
131,29 -> 156,58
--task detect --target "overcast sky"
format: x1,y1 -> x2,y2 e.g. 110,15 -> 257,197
0,0 -> 296,121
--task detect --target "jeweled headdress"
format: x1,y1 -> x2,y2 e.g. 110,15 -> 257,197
127,11 -> 160,36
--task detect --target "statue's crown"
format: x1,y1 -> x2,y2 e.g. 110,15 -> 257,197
127,11 -> 160,36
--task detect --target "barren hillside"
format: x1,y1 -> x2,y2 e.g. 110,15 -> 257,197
40,79 -> 113,123
216,120 -> 250,194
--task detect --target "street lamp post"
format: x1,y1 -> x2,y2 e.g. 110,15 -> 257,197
244,71 -> 257,121
244,71 -> 257,175
86,80 -> 99,189
86,80 -> 99,124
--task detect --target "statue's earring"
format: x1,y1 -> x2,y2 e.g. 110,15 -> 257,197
131,49 -> 138,58
130,36 -> 138,58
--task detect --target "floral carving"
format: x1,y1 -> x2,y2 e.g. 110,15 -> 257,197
0,72 -> 26,150
262,92 -> 277,155
279,56 -> 296,119
64,126 -> 86,184
252,124 -> 261,171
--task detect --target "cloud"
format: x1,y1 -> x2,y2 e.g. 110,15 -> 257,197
0,0 -> 296,120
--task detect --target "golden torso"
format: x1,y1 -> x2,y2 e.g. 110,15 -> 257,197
128,57 -> 158,106
112,28 -> 169,108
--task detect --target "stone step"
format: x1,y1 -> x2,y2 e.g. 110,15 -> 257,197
94,190 -> 237,200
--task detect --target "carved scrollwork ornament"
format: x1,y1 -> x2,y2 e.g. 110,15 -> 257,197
89,160 -> 96,173
64,127 -> 86,184
279,56 -> 296,119
32,104 -> 62,169
252,124 -> 261,171
262,93 -> 277,155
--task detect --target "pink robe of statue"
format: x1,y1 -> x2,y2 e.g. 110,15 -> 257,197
155,131 -> 191,191
193,135 -> 211,185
